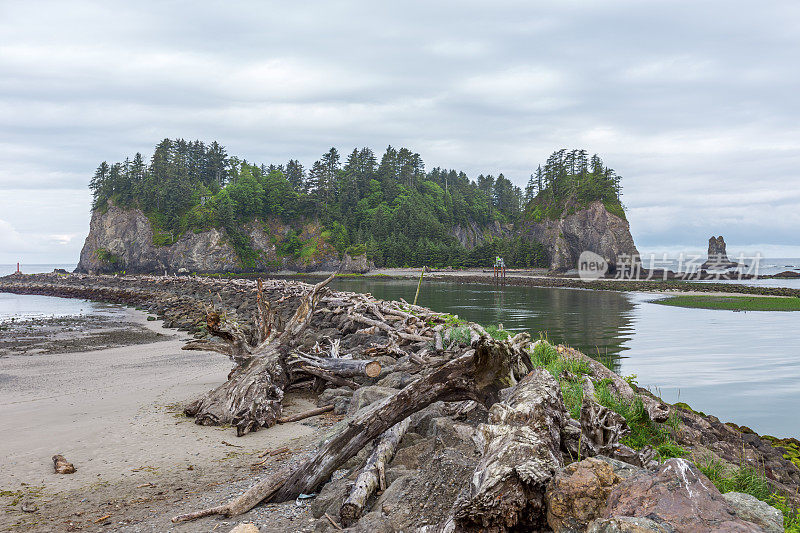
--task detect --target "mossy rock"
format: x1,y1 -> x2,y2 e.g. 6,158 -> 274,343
761,435 -> 800,469
725,421 -> 756,434
673,402 -> 708,418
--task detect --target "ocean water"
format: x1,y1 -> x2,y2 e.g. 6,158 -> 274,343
646,256 -> 800,277
0,264 -> 77,277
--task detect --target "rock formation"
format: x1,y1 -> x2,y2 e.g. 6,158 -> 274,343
701,236 -> 738,269
519,200 -> 639,272
452,200 -> 639,272
78,198 -> 638,274
75,200 -> 371,274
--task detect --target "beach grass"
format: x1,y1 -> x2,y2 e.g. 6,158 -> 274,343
654,295 -> 800,311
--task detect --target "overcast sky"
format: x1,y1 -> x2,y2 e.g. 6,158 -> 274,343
2,0 -> 799,264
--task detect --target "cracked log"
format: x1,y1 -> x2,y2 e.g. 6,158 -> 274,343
450,368 -> 566,532
339,417 -> 411,526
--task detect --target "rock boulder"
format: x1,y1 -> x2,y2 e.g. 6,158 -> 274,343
603,459 -> 764,533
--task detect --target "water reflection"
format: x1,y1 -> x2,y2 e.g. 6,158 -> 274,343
331,279 -> 636,372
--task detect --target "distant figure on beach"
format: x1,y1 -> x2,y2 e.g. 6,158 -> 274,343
494,256 -> 506,279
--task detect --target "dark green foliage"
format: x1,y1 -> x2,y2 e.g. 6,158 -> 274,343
88,141 -> 622,268
94,248 -> 122,265
525,149 -> 626,222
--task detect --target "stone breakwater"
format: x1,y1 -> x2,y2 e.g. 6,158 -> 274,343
426,272 -> 800,297
1,273 -> 799,532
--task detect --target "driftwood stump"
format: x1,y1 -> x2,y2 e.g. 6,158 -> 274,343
183,274 -> 335,436
340,417 -> 411,525
452,368 -> 566,531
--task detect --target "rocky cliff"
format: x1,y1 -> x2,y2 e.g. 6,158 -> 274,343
451,201 -> 639,272
519,200 -> 639,271
78,199 -> 637,274
75,201 -> 370,274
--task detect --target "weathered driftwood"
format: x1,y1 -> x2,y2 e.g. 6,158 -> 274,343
579,397 -> 629,456
340,417 -> 411,525
172,463 -> 294,522
290,352 -> 381,378
272,334 -> 532,501
451,368 -> 566,531
172,334 -> 533,522
183,273 -> 336,436
298,366 -> 359,390
52,454 -> 76,474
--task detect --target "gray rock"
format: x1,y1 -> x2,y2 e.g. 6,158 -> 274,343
376,448 -> 477,531
588,516 -> 673,533
519,200 -> 639,271
333,396 -> 350,415
346,510 -> 393,532
310,476 -> 350,519
452,220 -> 514,249
76,199 -> 241,274
76,202 -> 355,274
702,236 -> 738,269
339,253 -> 373,274
722,492 -> 784,533
317,387 -> 352,407
375,371 -> 415,389
390,437 -> 435,470
346,386 -> 397,415
424,416 -> 479,454
594,455 -> 646,480
20,499 -> 38,513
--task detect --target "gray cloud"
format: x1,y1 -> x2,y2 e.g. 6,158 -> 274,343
1,0 -> 799,263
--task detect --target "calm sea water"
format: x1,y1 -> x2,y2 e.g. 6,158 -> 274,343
332,278 -> 800,438
0,263 -> 76,277
0,264 -> 94,322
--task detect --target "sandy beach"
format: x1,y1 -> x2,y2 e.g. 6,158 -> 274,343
0,308 -> 330,532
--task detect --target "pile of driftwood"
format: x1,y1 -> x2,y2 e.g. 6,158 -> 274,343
169,274 -> 670,530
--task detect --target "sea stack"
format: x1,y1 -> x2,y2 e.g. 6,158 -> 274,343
701,235 -> 738,269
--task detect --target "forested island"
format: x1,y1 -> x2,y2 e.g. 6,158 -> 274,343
84,139 -> 630,271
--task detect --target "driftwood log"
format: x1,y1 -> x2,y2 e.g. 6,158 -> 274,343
339,417 -> 411,525
450,368 -> 566,531
173,334 -> 534,522
290,352 -> 381,378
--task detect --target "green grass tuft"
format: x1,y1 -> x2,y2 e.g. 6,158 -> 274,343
697,456 -> 800,532
448,325 -> 471,346
484,325 -> 512,341
528,338 -> 686,461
